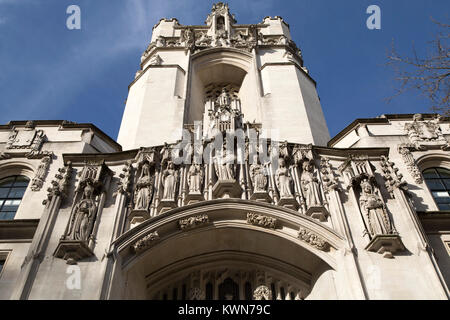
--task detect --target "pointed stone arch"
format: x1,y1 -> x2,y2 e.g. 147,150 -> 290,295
108,199 -> 345,299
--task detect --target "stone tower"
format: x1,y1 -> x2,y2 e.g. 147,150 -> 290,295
117,2 -> 330,150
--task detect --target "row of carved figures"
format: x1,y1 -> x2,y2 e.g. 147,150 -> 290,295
125,154 -> 328,220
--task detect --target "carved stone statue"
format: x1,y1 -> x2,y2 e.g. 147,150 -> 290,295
250,162 -> 267,192
276,158 -> 293,198
67,183 -> 97,242
134,162 -> 153,211
300,161 -> 322,207
162,161 -> 178,200
187,164 -> 203,194
359,179 -> 394,236
214,149 -> 235,180
217,88 -> 230,107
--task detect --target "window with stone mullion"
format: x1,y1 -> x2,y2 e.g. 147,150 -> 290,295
423,168 -> 450,211
0,176 -> 29,220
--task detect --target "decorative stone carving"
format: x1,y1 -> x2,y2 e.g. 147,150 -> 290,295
134,161 -> 154,212
158,161 -> 179,213
178,214 -> 209,231
54,162 -> 112,264
319,157 -> 338,193
275,158 -> 293,198
292,144 -> 313,165
30,155 -> 51,191
66,182 -> 98,242
404,114 -> 449,149
195,31 -> 212,47
181,28 -> 194,49
300,160 -> 322,208
6,128 -> 42,149
398,144 -> 423,184
297,227 -> 329,251
212,143 -> 241,198
253,285 -> 272,300
115,161 -> 133,198
155,36 -> 166,47
250,162 -> 267,193
359,178 -> 395,236
43,162 -> 72,205
301,160 -> 328,221
249,161 -> 271,202
6,126 -> 47,158
247,213 -> 277,229
380,155 -> 408,197
187,163 -> 203,194
148,54 -> 162,66
162,161 -> 178,200
133,231 -> 160,253
356,177 -> 405,258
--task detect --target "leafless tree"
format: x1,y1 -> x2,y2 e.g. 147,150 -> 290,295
386,18 -> 450,116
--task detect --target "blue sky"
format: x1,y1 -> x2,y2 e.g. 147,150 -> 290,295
0,0 -> 448,141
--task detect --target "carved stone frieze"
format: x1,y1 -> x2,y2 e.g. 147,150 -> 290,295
178,214 -> 209,231
133,231 -> 160,253
246,212 -> 277,229
297,227 -> 329,251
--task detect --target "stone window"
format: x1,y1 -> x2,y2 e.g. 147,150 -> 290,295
0,175 -> 30,220
423,168 -> 450,211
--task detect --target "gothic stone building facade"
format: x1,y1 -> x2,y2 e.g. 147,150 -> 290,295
0,3 -> 449,300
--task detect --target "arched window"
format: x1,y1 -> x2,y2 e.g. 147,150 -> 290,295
423,167 -> 450,210
0,175 -> 30,220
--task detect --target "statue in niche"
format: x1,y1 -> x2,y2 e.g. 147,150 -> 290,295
217,88 -> 231,107
300,160 -> 322,207
67,183 -> 97,242
162,161 -> 178,200
187,163 -> 203,194
250,161 -> 267,192
215,16 -> 229,47
276,158 -> 293,198
134,162 -> 153,211
359,179 -> 394,236
214,147 -> 235,180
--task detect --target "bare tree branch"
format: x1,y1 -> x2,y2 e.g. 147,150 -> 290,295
386,18 -> 450,116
